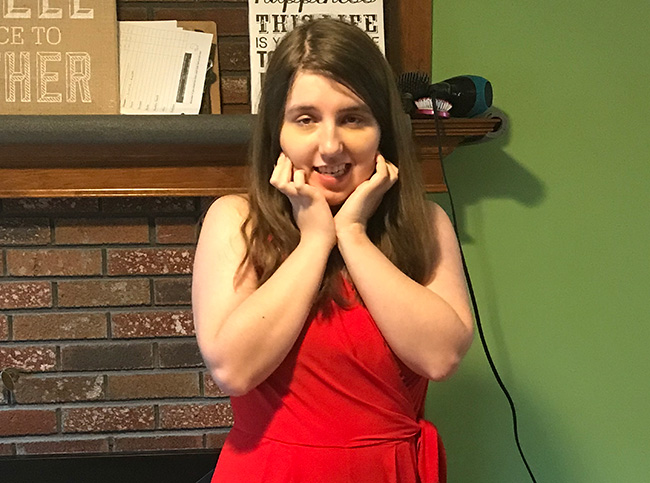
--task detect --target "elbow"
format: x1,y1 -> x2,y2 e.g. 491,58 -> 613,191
427,331 -> 474,382
197,338 -> 259,397
427,352 -> 463,381
209,366 -> 257,397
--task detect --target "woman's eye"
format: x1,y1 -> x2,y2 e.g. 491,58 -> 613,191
296,117 -> 312,125
343,115 -> 364,126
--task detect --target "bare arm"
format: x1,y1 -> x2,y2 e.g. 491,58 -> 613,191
335,157 -> 474,380
192,192 -> 334,396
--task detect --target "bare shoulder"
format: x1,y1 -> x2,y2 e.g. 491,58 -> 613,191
425,200 -> 457,241
203,194 -> 250,227
194,194 -> 255,294
196,194 -> 251,264
423,200 -> 464,280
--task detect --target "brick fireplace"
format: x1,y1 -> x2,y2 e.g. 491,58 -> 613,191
0,0 -> 254,459
0,196 -> 232,457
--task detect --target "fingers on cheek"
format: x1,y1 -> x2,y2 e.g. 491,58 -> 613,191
293,170 -> 305,189
270,168 -> 280,188
375,158 -> 390,182
377,158 -> 398,188
280,157 -> 295,186
389,164 -> 399,182
377,156 -> 398,181
271,159 -> 290,190
377,154 -> 390,175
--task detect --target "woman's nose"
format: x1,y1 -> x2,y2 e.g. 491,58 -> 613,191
318,124 -> 343,158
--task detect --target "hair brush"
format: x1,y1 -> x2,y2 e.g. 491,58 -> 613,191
397,72 -> 432,115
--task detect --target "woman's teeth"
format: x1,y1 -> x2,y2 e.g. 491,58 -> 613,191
314,164 -> 349,177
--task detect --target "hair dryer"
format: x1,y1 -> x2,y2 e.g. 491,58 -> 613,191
398,72 -> 493,118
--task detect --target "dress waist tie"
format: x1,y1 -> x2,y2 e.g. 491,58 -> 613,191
416,418 -> 447,483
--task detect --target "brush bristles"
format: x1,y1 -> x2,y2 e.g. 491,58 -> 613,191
414,97 -> 452,117
397,72 -> 431,100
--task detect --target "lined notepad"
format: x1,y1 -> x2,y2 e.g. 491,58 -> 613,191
119,21 -> 213,114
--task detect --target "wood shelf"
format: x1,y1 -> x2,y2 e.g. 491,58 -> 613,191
0,115 -> 499,198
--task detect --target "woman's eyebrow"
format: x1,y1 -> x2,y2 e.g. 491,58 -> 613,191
337,105 -> 373,115
284,104 -> 372,116
284,105 -> 317,116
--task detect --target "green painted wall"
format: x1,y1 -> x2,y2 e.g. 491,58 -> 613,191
426,1 -> 650,482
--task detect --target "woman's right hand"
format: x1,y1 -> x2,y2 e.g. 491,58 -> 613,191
270,153 -> 337,248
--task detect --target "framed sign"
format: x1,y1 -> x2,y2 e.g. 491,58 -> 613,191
1,0 -> 119,114
248,0 -> 385,114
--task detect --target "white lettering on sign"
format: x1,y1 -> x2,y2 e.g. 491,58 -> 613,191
2,0 -> 94,19
2,50 -> 92,103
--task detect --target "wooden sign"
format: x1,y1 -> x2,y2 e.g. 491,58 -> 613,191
1,0 -> 119,114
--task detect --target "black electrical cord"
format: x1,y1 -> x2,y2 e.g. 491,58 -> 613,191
429,105 -> 538,483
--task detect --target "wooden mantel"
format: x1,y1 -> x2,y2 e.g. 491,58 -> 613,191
0,115 -> 498,198
0,0 -> 501,199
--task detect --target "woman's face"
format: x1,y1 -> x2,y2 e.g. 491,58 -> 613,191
279,71 -> 381,206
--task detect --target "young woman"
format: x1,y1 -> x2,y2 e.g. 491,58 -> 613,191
192,18 -> 474,482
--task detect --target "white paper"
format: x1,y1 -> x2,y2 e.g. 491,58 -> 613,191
119,22 -> 213,114
248,0 -> 385,114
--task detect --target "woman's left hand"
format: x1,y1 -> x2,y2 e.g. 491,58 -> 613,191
334,153 -> 398,236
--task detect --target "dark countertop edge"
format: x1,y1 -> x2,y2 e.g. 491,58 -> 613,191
0,115 -> 255,145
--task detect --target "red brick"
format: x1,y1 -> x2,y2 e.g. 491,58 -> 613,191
107,372 -> 199,400
16,438 -> 109,456
205,431 -> 229,449
153,278 -> 192,305
0,409 -> 57,436
1,198 -> 99,214
107,248 -> 194,275
159,339 -> 204,368
0,345 -> 57,372
218,39 -> 249,71
203,373 -> 226,398
57,279 -> 151,307
7,249 -> 102,277
0,218 -> 50,245
221,76 -> 249,104
14,375 -> 104,404
101,197 -> 197,214
159,402 -> 233,429
111,310 -> 194,338
155,217 -> 198,244
54,218 -> 149,245
0,442 -> 15,455
0,314 -> 8,340
61,342 -> 154,371
0,281 -> 52,309
153,7 -> 248,36
113,434 -> 204,453
63,405 -> 155,433
12,312 -> 108,341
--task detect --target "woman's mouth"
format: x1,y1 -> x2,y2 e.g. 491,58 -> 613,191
313,163 -> 351,178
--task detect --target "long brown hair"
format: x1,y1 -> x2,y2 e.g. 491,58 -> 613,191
240,18 -> 436,308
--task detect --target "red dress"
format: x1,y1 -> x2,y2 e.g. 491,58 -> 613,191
212,286 -> 446,482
